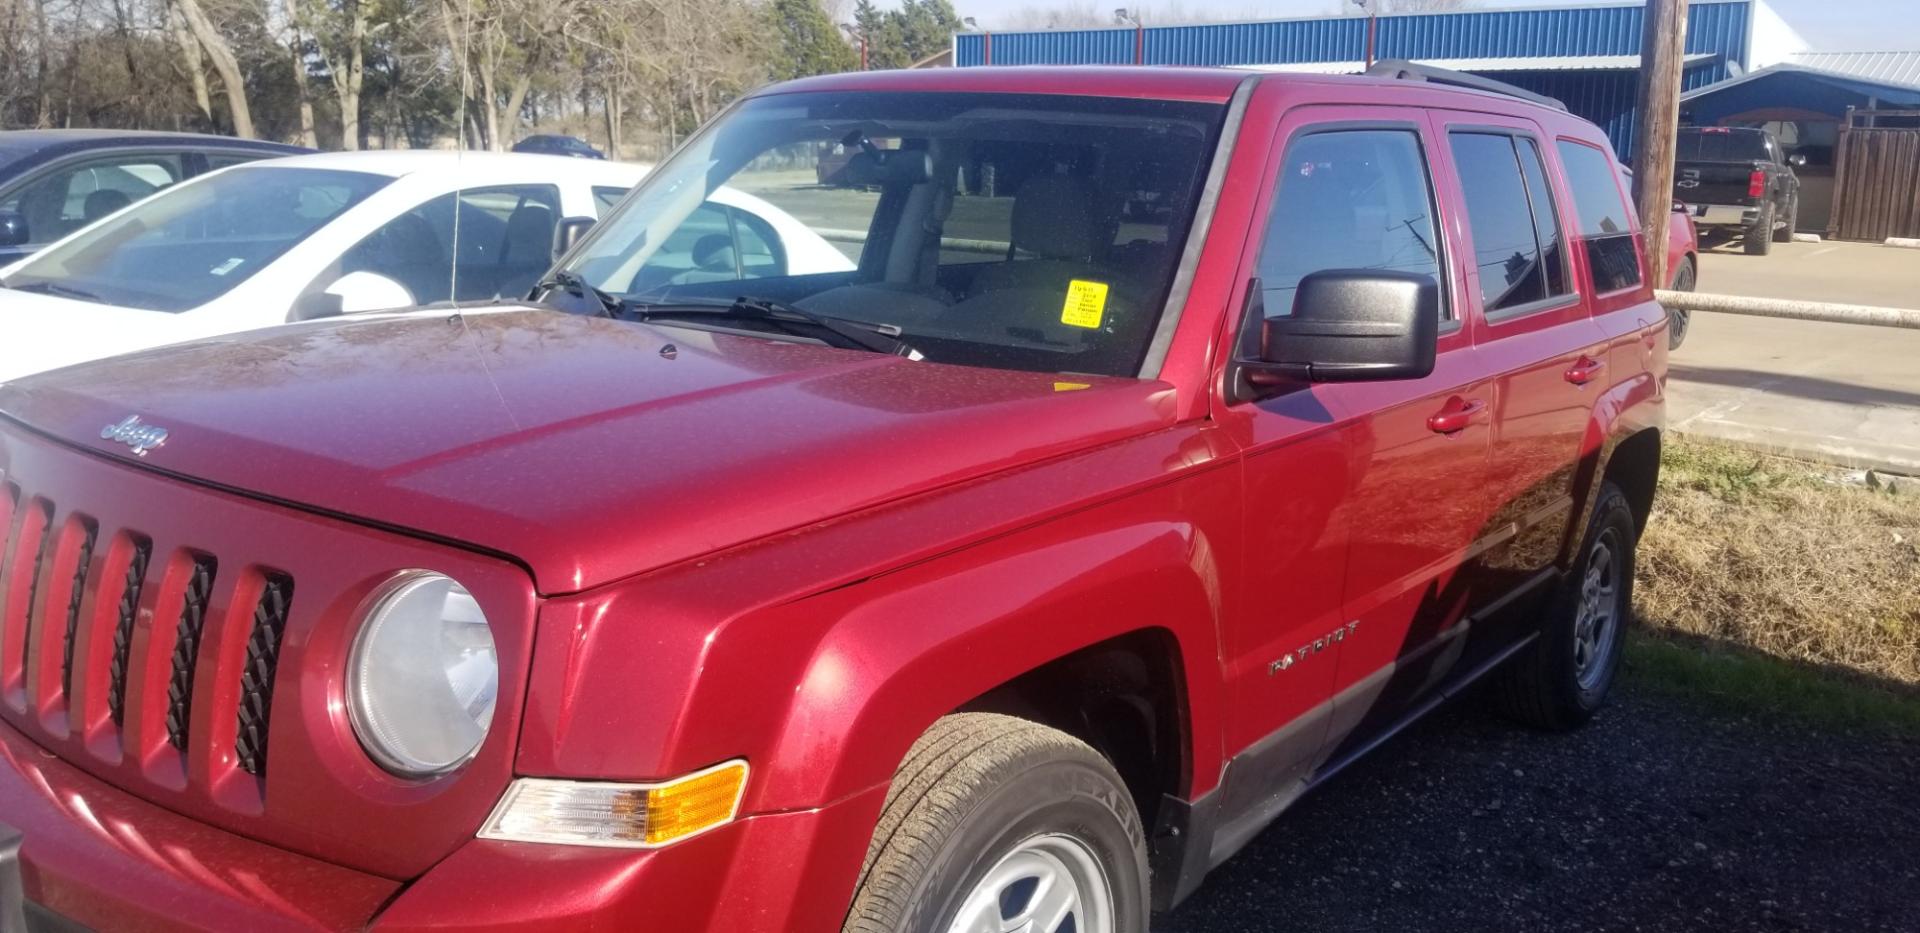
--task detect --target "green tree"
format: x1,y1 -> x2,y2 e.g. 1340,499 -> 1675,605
895,0 -> 960,63
768,0 -> 856,81
852,0 -> 909,70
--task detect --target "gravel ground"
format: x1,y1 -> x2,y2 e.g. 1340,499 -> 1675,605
1159,683 -> 1920,933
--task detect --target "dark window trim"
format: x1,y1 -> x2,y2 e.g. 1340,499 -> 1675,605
1446,127 -> 1579,322
1139,74 -> 1254,379
1512,135 -> 1577,301
1255,117 -> 1456,324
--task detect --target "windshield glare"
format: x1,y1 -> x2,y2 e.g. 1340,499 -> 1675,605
3,166 -> 391,313
568,91 -> 1225,377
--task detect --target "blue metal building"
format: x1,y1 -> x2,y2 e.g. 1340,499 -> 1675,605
951,0 -> 1779,158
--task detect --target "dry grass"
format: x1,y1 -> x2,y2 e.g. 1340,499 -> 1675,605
1635,438 -> 1920,688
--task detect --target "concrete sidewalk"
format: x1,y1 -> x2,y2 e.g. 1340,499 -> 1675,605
1668,240 -> 1920,473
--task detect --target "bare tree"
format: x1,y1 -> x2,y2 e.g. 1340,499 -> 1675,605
171,0 -> 255,135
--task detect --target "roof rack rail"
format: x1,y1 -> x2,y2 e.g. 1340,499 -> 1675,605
1364,59 -> 1568,112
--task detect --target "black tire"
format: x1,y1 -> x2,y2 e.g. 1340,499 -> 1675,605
1667,258 -> 1695,350
1492,482 -> 1637,730
1744,201 -> 1774,255
1773,196 -> 1798,243
844,713 -> 1150,933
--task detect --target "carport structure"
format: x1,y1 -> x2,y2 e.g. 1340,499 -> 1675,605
1681,52 -> 1920,240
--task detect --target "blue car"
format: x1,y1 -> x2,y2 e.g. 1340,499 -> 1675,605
0,129 -> 309,266
510,134 -> 607,159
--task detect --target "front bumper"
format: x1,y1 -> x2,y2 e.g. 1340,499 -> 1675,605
0,720 -> 887,932
1689,203 -> 1758,227
0,721 -> 397,932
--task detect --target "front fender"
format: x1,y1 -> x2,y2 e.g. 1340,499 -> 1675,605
745,515 -> 1227,811
513,443 -> 1239,813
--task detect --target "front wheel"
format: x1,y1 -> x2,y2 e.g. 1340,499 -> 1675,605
1492,482 -> 1637,730
844,713 -> 1149,933
1667,258 -> 1695,350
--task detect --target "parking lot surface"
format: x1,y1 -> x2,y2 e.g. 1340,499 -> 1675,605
1160,683 -> 1920,933
1672,240 -> 1920,473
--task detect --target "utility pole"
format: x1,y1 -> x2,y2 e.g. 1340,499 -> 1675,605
1632,0 -> 1688,286
1354,0 -> 1377,69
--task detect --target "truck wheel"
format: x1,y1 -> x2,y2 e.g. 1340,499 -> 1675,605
1667,258 -> 1695,350
1743,202 -> 1774,255
844,714 -> 1148,933
1772,196 -> 1798,243
1492,482 -> 1636,730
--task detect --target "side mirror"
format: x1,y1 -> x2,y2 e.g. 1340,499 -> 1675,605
1234,270 -> 1438,390
554,216 -> 595,260
1787,153 -> 1808,169
289,271 -> 414,322
0,210 -> 28,249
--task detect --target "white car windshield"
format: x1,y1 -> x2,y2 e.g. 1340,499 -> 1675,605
2,166 -> 391,312
565,91 -> 1225,378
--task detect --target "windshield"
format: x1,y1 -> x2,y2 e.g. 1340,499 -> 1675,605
2,166 -> 391,312
1677,129 -> 1771,163
566,91 -> 1225,377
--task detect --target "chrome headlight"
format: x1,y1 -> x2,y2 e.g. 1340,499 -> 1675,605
348,571 -> 499,777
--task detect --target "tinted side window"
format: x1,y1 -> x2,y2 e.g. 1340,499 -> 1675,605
1450,132 -> 1565,315
1555,140 -> 1643,293
1256,129 -> 1444,318
592,186 -> 630,218
0,153 -> 185,245
204,152 -> 269,171
339,184 -> 561,305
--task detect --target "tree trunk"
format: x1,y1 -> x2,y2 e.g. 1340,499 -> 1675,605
331,0 -> 366,150
603,81 -> 622,161
173,0 -> 255,137
495,71 -> 533,151
283,0 -> 318,147
33,0 -> 51,127
166,2 -> 213,122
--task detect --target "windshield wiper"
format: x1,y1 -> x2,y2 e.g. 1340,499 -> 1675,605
624,295 -> 921,358
531,269 -> 622,317
6,280 -> 104,303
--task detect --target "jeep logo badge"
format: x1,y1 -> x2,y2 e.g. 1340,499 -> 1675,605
100,415 -> 168,457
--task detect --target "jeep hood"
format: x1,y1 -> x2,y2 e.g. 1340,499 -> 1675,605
0,307 -> 1176,593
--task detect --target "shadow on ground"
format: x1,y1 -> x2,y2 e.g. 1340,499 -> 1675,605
1669,364 -> 1920,410
1156,637 -> 1920,933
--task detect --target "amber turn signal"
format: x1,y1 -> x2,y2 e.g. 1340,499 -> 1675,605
478,760 -> 749,848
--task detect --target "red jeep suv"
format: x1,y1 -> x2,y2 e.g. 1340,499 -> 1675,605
0,63 -> 1665,932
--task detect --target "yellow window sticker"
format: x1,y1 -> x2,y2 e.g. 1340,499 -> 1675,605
1060,279 -> 1109,329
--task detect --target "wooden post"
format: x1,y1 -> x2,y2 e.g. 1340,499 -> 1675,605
1631,0 -> 1688,286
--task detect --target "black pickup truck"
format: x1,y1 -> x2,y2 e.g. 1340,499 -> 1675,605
1672,126 -> 1803,256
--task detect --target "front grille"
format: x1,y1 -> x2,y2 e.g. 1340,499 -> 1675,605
106,537 -> 151,726
59,521 -> 98,699
234,575 -> 293,776
164,556 -> 217,751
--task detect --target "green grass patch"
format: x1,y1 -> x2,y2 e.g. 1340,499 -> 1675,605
1626,632 -> 1920,738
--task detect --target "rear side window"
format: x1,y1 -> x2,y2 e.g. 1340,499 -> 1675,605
1256,129 -> 1445,319
1556,140 -> 1643,294
1449,132 -> 1572,316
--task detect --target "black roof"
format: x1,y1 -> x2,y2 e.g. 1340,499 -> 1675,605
0,129 -> 310,174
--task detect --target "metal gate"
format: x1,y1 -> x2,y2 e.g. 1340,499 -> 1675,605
1829,108 -> 1920,242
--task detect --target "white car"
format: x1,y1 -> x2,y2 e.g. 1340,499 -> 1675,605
0,151 -> 854,381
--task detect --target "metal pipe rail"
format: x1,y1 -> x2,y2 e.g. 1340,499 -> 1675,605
1655,290 -> 1920,330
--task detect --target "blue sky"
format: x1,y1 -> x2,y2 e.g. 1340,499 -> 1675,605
948,0 -> 1920,51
